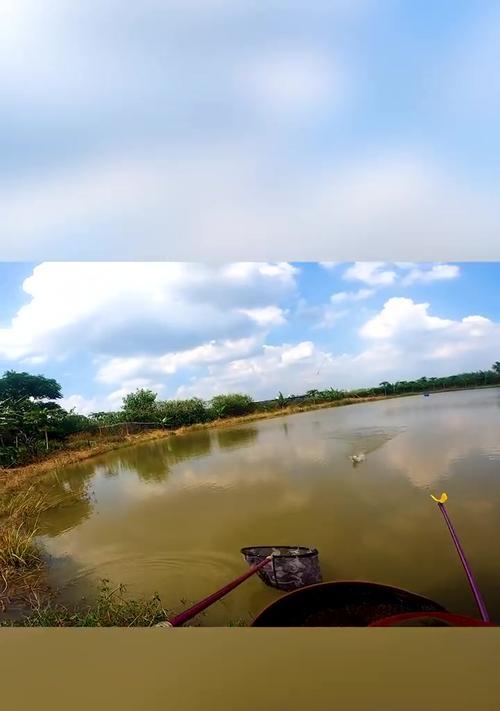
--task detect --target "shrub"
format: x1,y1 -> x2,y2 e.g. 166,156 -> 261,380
157,398 -> 209,428
209,394 -> 255,419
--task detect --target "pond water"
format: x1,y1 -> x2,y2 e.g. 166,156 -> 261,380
37,388 -> 500,625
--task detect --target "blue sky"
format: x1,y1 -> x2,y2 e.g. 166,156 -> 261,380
0,2 -> 500,260
0,262 -> 498,413
0,5 -> 499,410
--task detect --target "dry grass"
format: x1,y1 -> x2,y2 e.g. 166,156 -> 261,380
0,520 -> 41,570
0,484 -> 51,613
0,517 -> 44,613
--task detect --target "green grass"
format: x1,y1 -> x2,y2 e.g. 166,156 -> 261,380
2,579 -> 171,627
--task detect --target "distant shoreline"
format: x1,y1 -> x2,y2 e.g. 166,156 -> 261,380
2,384 -> 498,490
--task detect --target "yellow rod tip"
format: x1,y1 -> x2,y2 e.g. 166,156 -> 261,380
431,493 -> 448,504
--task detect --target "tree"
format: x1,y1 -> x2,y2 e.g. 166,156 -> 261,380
492,362 -> 500,375
379,381 -> 392,395
0,370 -> 62,406
0,371 -> 66,463
122,389 -> 158,422
276,392 -> 287,409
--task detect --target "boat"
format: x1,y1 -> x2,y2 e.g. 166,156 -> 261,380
251,580 -> 447,626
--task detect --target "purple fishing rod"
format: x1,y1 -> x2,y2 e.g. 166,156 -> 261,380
431,493 -> 490,623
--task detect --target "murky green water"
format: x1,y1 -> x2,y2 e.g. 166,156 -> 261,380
37,388 -> 500,625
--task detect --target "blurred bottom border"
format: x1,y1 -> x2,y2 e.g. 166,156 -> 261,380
1,629 -> 499,711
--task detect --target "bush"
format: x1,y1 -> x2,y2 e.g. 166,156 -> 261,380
122,389 -> 159,423
209,394 -> 255,419
157,398 -> 209,428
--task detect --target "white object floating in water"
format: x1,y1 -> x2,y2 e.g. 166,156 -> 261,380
350,453 -> 366,463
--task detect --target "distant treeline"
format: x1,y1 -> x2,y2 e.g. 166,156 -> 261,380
1,364 -> 500,468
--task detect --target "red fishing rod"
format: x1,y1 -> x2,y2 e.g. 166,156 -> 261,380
160,554 -> 274,627
431,492 -> 490,623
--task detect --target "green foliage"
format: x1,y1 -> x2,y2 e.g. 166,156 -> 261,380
157,398 -> 209,428
122,388 -> 158,422
379,381 -> 392,394
0,371 -> 72,467
276,392 -> 287,408
0,370 -> 62,405
89,411 -> 126,426
209,393 -> 255,419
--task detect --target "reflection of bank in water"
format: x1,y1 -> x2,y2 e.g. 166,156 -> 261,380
216,427 -> 258,451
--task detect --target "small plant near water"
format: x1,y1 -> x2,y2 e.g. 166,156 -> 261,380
0,520 -> 41,570
2,579 -> 171,627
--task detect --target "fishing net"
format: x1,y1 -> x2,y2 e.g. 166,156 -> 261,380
241,546 -> 322,591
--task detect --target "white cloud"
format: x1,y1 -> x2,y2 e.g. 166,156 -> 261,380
1,4 -> 500,263
60,377 -> 165,414
401,264 -> 460,285
337,262 -> 460,292
360,297 -> 453,339
60,394 -> 101,416
96,336 -> 263,385
0,262 -> 296,363
393,262 -> 416,270
238,306 -> 286,327
330,288 -> 375,303
343,262 -> 397,286
175,340 -> 336,399
2,149 -> 500,261
312,308 -> 349,330
242,47 -> 344,115
319,262 -> 341,270
280,341 -> 314,365
358,297 -> 500,375
174,298 -> 500,402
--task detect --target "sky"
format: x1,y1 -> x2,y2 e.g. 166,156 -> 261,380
1,1 -> 500,260
0,4 -> 499,410
0,261 -> 499,414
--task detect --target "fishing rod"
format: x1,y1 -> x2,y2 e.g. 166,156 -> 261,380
431,492 -> 490,622
160,554 -> 274,627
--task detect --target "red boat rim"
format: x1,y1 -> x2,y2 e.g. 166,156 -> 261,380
369,611 -> 495,626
